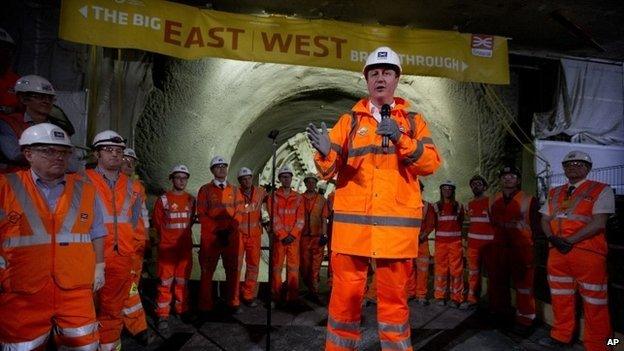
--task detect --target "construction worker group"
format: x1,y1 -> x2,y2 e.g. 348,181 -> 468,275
0,31 -> 616,351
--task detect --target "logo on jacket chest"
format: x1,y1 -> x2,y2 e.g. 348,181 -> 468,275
357,127 -> 368,136
7,211 -> 22,224
80,213 -> 89,222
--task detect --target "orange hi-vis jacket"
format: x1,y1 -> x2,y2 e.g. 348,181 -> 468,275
153,191 -> 196,248
434,201 -> 464,241
85,169 -> 144,258
0,171 -> 96,293
237,186 -> 266,237
303,192 -> 328,236
547,180 -> 609,255
268,188 -> 304,240
197,182 -> 240,235
490,190 -> 533,247
314,98 -> 441,258
467,196 -> 495,241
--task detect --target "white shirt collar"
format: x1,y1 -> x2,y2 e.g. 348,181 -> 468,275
569,179 -> 587,188
213,179 -> 227,187
369,100 -> 396,123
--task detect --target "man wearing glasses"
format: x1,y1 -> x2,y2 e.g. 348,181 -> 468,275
0,75 -> 59,173
0,123 -> 105,350
538,151 -> 614,351
85,130 -> 147,350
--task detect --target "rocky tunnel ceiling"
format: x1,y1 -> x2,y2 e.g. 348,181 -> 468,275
135,56 -> 515,201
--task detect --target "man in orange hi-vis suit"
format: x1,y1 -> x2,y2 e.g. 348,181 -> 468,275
85,129 -> 146,351
538,151 -> 614,351
406,180 -> 436,305
197,156 -> 242,315
433,180 -> 467,309
236,167 -> 267,307
0,123 -> 104,350
489,165 -> 541,337
307,46 -> 441,350
300,173 -> 329,303
465,175 -> 496,309
119,147 -> 150,345
268,165 -> 305,306
153,164 -> 195,337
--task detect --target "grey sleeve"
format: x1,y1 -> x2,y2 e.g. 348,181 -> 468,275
0,120 -> 24,161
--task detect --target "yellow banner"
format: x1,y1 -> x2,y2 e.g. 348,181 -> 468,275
60,0 -> 509,84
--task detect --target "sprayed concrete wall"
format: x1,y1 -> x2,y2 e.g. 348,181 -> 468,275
136,57 -> 515,203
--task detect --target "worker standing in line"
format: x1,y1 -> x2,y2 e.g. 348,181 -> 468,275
538,151 -> 614,351
489,165 -> 540,336
85,130 -> 145,351
0,75 -> 57,173
432,180 -> 467,308
406,180 -> 436,305
300,173 -> 329,304
236,167 -> 267,307
119,147 -> 150,345
0,123 -> 104,350
307,46 -> 441,350
268,165 -> 305,306
197,156 -> 242,315
465,175 -> 496,309
153,164 -> 195,337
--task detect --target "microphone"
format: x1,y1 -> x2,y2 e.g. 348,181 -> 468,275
381,104 -> 391,150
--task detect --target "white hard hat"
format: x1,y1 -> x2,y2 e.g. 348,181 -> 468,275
303,172 -> 318,180
562,151 -> 592,166
210,156 -> 228,168
92,130 -> 126,149
19,123 -> 72,147
278,165 -> 294,176
14,75 -> 56,96
0,28 -> 14,46
363,46 -> 402,76
170,164 -> 190,177
440,180 -> 456,188
238,167 -> 253,178
123,148 -> 138,160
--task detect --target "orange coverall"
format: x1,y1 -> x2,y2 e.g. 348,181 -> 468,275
433,201 -> 465,303
238,186 -> 266,302
407,200 -> 435,299
466,196 -> 496,304
300,191 -> 328,296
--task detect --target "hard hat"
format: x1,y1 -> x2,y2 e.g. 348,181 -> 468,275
278,165 -> 294,176
363,46 -> 402,76
0,28 -> 15,46
238,167 -> 253,178
170,164 -> 190,177
14,75 -> 56,96
19,123 -> 72,147
92,130 -> 126,149
469,174 -> 488,187
210,156 -> 228,168
303,172 -> 318,181
123,148 -> 138,160
499,165 -> 521,178
562,151 -> 592,166
440,180 -> 456,189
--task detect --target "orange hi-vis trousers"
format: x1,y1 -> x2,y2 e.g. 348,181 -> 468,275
433,238 -> 464,303
199,232 -> 242,310
326,253 -> 413,351
240,234 -> 262,302
122,251 -> 147,335
407,239 -> 431,299
300,235 -> 325,295
97,253 -> 133,350
547,248 -> 611,351
272,238 -> 300,302
0,280 -> 99,350
465,237 -> 494,304
156,244 -> 193,318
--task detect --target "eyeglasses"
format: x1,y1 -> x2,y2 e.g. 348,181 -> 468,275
24,93 -> 56,102
30,146 -> 72,159
99,146 -> 124,155
172,176 -> 189,180
563,161 -> 587,168
213,164 -> 228,169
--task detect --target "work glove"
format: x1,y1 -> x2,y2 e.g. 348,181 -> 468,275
216,229 -> 230,247
319,234 -> 329,246
548,235 -> 573,254
375,118 -> 401,143
306,122 -> 331,157
419,232 -> 429,243
281,234 -> 296,245
93,262 -> 106,291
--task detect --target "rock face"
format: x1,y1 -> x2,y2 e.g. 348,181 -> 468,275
136,57 -> 514,202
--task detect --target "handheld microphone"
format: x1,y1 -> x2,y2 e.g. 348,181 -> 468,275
381,104 -> 391,150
